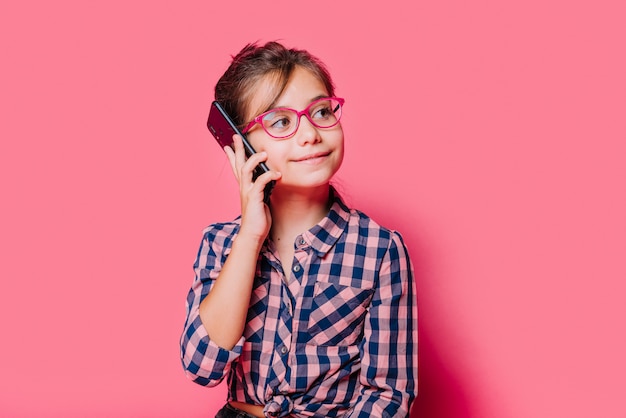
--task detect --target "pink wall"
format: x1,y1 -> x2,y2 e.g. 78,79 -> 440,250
1,1 -> 625,417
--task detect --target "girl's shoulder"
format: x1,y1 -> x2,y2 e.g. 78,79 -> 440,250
342,204 -> 406,247
200,216 -> 242,247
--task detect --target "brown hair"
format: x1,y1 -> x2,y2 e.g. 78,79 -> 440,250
214,41 -> 335,128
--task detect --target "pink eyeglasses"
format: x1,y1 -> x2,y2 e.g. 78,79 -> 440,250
242,97 -> 345,139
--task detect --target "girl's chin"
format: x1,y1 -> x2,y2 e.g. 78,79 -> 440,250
272,180 -> 333,194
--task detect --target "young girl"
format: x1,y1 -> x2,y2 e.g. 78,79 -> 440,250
181,41 -> 417,418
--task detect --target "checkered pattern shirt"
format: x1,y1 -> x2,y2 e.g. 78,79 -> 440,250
181,192 -> 417,417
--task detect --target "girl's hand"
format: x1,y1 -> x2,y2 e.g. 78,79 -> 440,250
224,134 -> 281,242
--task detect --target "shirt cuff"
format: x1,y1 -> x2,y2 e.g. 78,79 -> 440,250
182,313 -> 244,384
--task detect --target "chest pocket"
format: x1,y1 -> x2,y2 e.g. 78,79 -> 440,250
306,281 -> 374,346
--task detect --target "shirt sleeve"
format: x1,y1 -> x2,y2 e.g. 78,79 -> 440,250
347,231 -> 418,418
180,229 -> 245,386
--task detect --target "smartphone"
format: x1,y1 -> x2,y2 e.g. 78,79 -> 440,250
207,101 -> 274,203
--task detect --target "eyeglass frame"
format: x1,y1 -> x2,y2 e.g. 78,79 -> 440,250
241,97 -> 345,139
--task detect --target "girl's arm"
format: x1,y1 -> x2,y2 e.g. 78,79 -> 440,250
180,134 -> 281,384
197,230 -> 264,349
198,134 -> 281,349
180,226 -> 250,386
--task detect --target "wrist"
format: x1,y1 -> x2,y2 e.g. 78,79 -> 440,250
234,229 -> 266,251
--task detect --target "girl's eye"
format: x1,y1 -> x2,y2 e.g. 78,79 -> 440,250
262,110 -> 293,132
271,117 -> 291,129
311,103 -> 333,119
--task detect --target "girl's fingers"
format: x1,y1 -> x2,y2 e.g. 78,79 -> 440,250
223,145 -> 237,179
226,135 -> 255,183
225,134 -> 279,202
254,170 -> 281,189
239,151 -> 268,191
246,170 -> 281,207
243,150 -> 268,172
232,134 -> 247,171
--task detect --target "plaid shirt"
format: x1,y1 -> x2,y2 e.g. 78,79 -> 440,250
181,192 -> 417,417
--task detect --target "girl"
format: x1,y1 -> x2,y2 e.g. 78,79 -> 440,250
181,41 -> 417,418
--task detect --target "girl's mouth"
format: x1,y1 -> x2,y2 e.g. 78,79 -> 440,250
293,151 -> 331,163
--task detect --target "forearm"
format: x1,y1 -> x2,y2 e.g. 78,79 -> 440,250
199,232 -> 264,350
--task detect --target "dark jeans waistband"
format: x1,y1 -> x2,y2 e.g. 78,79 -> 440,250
215,403 -> 261,418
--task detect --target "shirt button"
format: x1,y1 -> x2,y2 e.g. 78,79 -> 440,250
280,346 -> 288,355
293,265 -> 301,272
298,237 -> 306,246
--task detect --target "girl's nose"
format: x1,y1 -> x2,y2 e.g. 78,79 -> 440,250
295,115 -> 321,146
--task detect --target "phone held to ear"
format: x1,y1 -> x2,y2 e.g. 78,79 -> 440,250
207,101 -> 275,204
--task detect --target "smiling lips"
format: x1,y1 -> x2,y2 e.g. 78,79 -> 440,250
293,151 -> 331,163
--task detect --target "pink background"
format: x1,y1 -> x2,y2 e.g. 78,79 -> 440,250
1,1 -> 625,417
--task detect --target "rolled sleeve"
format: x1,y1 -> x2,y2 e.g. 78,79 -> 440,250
348,231 -> 418,417
181,312 -> 244,386
180,226 -> 243,386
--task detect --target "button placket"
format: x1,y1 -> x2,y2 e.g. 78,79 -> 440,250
285,300 -> 292,315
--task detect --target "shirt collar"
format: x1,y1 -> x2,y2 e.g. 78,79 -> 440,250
301,187 -> 350,257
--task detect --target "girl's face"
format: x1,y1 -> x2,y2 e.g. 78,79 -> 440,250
244,66 -> 344,193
